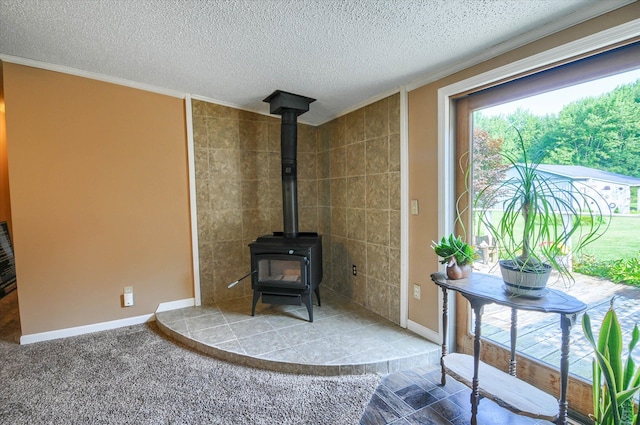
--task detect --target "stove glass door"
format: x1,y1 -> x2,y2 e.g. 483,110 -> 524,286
257,257 -> 303,284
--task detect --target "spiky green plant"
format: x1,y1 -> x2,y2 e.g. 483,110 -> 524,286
582,298 -> 640,425
432,234 -> 476,266
474,127 -> 610,284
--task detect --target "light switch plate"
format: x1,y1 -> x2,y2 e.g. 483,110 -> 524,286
411,199 -> 419,215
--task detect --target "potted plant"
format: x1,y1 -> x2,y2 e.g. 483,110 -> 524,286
474,128 -> 609,296
432,234 -> 476,279
582,298 -> 640,425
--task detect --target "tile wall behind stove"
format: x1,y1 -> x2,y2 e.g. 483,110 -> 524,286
317,93 -> 401,324
191,94 -> 401,324
191,100 -> 318,304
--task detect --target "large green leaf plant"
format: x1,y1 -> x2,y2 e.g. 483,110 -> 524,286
582,298 -> 640,425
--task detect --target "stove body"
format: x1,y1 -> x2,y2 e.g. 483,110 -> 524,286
249,232 -> 322,321
248,90 -> 322,322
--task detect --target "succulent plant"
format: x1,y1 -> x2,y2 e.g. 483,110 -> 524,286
432,234 -> 476,266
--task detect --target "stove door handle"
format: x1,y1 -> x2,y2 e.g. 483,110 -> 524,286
227,270 -> 256,288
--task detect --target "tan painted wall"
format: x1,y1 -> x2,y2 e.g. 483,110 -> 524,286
407,3 -> 640,330
0,62 -> 11,235
407,84 -> 440,329
3,63 -> 193,335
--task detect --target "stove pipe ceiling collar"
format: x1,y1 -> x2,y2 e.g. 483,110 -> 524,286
263,90 -> 316,239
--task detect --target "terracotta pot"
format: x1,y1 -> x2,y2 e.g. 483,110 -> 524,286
446,257 -> 471,280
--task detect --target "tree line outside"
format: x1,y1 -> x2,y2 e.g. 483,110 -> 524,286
472,78 -> 640,286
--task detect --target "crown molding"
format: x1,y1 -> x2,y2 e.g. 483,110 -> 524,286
0,53 -> 186,99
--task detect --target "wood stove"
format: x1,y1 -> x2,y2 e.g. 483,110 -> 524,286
248,90 -> 323,322
249,232 -> 322,321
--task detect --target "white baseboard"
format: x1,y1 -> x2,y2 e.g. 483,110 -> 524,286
20,297 -> 195,345
407,319 -> 441,345
155,297 -> 195,313
20,313 -> 155,345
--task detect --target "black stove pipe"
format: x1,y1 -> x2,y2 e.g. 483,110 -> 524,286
263,90 -> 316,239
281,109 -> 299,238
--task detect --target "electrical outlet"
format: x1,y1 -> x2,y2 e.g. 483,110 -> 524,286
123,286 -> 134,307
352,264 -> 357,276
413,283 -> 421,300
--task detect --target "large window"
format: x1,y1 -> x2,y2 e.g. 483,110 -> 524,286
454,40 -> 640,419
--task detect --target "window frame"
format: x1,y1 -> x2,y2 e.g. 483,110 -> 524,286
438,32 -> 640,419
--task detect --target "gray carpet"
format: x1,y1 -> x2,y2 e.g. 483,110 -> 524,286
0,291 -> 380,424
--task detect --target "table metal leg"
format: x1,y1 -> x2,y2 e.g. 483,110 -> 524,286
556,313 -> 576,425
440,286 -> 448,386
470,302 -> 484,425
509,307 -> 518,376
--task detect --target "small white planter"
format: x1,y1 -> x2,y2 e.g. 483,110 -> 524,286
499,260 -> 552,298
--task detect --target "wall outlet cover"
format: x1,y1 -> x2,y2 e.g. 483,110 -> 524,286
123,286 -> 134,307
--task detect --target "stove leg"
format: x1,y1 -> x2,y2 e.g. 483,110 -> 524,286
251,290 -> 260,316
314,287 -> 321,307
302,293 -> 313,322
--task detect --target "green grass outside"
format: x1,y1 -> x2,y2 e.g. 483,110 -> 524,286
476,212 -> 640,261
476,212 -> 640,286
574,215 -> 640,286
575,215 -> 640,260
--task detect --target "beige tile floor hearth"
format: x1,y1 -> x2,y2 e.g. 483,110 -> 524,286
156,288 -> 440,376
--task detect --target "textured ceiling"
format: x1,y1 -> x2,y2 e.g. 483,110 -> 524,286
0,0 -> 633,125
